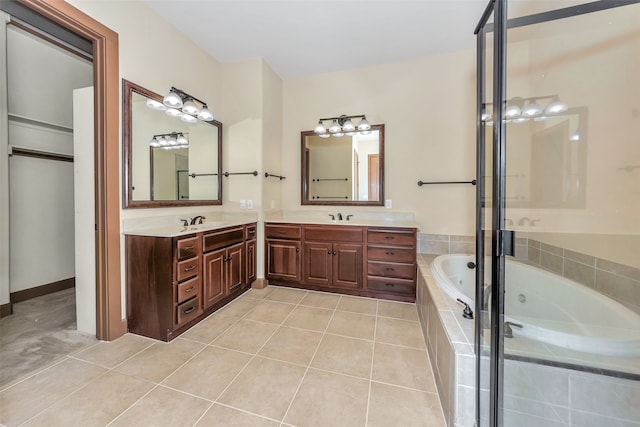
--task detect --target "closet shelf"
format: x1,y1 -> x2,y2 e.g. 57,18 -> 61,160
8,113 -> 73,133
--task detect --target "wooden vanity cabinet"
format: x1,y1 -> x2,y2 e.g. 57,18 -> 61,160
125,222 -> 256,341
265,224 -> 302,282
303,226 -> 363,290
366,228 -> 417,299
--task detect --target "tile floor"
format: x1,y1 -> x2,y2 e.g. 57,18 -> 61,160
0,288 -> 97,387
0,286 -> 445,427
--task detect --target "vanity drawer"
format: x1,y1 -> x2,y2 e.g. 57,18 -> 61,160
367,229 -> 415,247
203,227 -> 244,253
176,236 -> 200,260
176,296 -> 201,325
245,223 -> 257,240
304,226 -> 363,243
177,276 -> 200,303
176,257 -> 200,282
265,224 -> 301,240
367,261 -> 416,280
367,276 -> 415,295
367,246 -> 415,263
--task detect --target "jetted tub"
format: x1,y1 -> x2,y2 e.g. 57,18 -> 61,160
431,254 -> 640,357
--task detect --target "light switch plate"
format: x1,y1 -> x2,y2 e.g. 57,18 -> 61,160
240,200 -> 246,209
385,199 -> 392,209
247,200 -> 254,209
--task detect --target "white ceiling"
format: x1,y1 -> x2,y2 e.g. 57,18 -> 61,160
143,0 -> 490,80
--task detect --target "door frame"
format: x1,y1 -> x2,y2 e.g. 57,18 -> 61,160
18,0 -> 123,340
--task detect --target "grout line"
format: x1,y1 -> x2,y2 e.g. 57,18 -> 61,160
191,401 -> 216,426
364,299 -> 379,426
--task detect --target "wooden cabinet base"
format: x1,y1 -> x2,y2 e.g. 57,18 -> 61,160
266,280 -> 415,303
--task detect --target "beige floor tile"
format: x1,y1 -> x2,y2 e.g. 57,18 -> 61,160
299,291 -> 341,309
195,403 -> 280,427
110,386 -> 210,427
265,286 -> 308,304
72,333 -> 154,368
114,338 -> 204,383
244,300 -> 296,324
259,326 -> 323,366
0,358 -> 106,426
376,317 -> 426,349
372,342 -> 436,392
212,319 -> 278,354
243,287 -> 275,300
310,334 -> 373,379
162,346 -> 252,400
336,295 -> 378,315
180,314 -> 239,344
216,296 -> 262,318
367,381 -> 445,427
284,368 -> 369,427
22,371 -> 154,427
283,305 -> 334,332
326,310 -> 376,340
377,300 -> 419,321
219,356 -> 306,421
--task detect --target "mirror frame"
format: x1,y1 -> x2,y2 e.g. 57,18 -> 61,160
122,79 -> 223,208
301,124 -> 384,206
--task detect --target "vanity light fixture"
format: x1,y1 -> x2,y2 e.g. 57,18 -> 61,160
482,95 -> 569,124
149,132 -> 189,150
159,87 -> 215,122
313,114 -> 371,137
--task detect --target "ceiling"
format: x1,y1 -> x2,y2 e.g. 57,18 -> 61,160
143,0 -> 491,80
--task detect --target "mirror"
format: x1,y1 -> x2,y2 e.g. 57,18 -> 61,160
123,79 -> 222,208
301,124 -> 384,206
504,107 -> 587,208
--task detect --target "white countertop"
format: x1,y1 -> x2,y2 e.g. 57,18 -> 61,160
264,217 -> 418,229
122,212 -> 257,238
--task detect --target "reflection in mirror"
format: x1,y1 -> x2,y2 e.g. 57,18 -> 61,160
301,124 -> 384,206
123,80 -> 222,208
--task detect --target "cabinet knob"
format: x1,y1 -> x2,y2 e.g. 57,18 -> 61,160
327,251 -> 332,255
296,248 -> 300,253
332,251 -> 337,255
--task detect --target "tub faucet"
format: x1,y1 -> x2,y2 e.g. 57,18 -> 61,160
483,284 -> 492,311
190,215 -> 206,225
337,213 -> 343,221
518,217 -> 530,226
504,321 -> 523,338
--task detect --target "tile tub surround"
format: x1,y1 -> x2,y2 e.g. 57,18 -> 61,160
0,287 -> 446,427
417,253 -> 640,427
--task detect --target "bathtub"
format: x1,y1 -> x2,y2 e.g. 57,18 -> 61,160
431,254 -> 640,357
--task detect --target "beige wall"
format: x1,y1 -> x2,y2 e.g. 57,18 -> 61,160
282,52 -> 478,234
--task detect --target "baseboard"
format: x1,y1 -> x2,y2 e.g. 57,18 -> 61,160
0,302 -> 12,318
10,277 -> 75,304
251,278 -> 268,289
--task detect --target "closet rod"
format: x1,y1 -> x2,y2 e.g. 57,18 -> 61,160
10,146 -> 73,163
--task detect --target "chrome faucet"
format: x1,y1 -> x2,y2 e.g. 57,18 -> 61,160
190,215 -> 206,225
346,214 -> 353,221
328,214 -> 336,221
337,213 -> 343,221
180,218 -> 189,227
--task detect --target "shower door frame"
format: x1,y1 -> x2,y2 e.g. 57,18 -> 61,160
474,1 -> 640,426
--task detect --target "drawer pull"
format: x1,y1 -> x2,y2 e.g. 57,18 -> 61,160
385,251 -> 395,255
185,286 -> 195,293
184,266 -> 196,272
184,307 -> 195,314
249,229 -> 256,234
386,267 -> 395,271
385,236 -> 395,240
183,245 -> 195,250
385,283 -> 395,287
278,230 -> 285,234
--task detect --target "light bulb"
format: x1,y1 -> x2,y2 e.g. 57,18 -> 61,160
146,99 -> 166,111
319,133 -> 330,138
182,98 -> 199,115
163,89 -> 183,108
357,117 -> 371,131
522,101 -> 542,117
334,132 -> 344,137
197,105 -> 214,121
149,137 -> 160,147
168,134 -> 178,145
181,113 -> 197,123
342,119 -> 355,132
545,97 -> 568,114
314,121 -> 327,134
177,133 -> 188,145
165,108 -> 181,117
505,104 -> 521,118
328,120 -> 341,134
157,136 -> 168,146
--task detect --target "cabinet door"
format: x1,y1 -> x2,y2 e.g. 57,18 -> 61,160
266,239 -> 301,282
203,248 -> 225,309
226,242 -> 244,294
246,239 -> 256,287
333,243 -> 363,289
303,241 -> 332,286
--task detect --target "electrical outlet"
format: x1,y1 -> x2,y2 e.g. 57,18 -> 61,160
270,199 -> 275,209
240,200 -> 246,209
247,199 -> 254,209
385,199 -> 392,209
